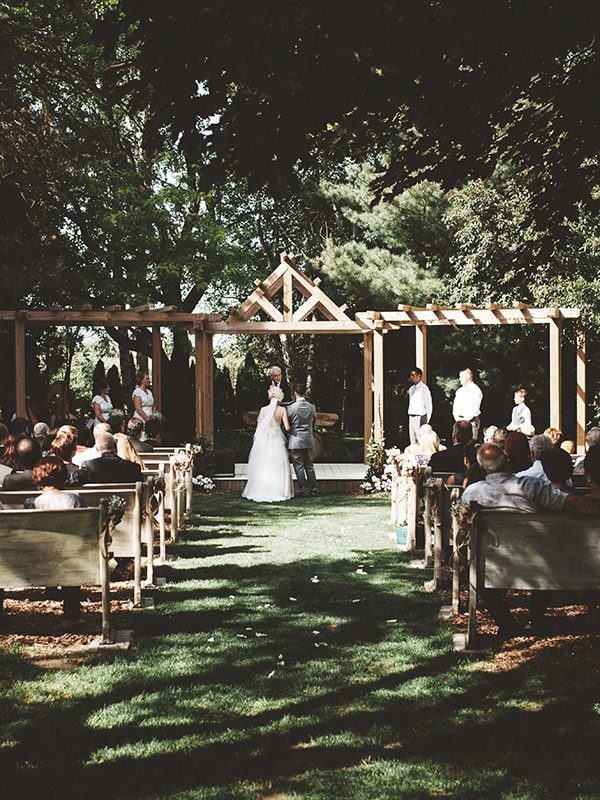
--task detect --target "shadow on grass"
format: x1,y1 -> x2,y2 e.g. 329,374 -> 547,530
3,494 -> 600,799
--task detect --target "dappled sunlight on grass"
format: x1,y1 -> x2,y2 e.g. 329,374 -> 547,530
2,493 -> 600,799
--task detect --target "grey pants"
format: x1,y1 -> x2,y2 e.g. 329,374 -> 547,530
409,414 -> 427,445
289,448 -> 317,495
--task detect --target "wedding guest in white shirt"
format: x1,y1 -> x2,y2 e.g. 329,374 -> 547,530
453,368 -> 483,441
407,367 -> 433,445
91,383 -> 113,428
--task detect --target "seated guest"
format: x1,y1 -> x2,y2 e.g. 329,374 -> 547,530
1,437 -> 42,490
462,443 -> 600,635
49,430 -> 79,475
573,427 -> 600,474
143,415 -> 163,449
127,417 -> 152,454
429,420 -> 472,474
9,416 -> 31,437
72,423 -> 110,466
108,410 -> 127,435
504,431 -> 531,474
491,427 -> 508,449
33,422 -> 49,450
24,456 -> 84,509
404,424 -> 445,464
463,443 -> 600,513
0,432 -> 22,483
544,427 -> 563,448
585,446 -> 600,497
516,434 -> 554,482
448,441 -> 484,487
0,422 -> 8,457
24,456 -> 84,621
115,432 -> 145,468
541,448 -> 574,492
561,439 -> 576,455
70,431 -> 142,484
482,425 -> 498,443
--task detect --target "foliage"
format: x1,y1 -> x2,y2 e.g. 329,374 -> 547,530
192,435 -> 215,478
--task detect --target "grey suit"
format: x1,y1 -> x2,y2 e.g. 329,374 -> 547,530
287,397 -> 317,496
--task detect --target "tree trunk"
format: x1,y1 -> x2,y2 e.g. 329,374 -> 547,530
277,333 -> 293,382
119,345 -> 135,412
61,326 -> 80,416
305,330 -> 316,399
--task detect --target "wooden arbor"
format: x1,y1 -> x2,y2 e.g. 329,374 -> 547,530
1,306 -> 221,435
356,304 -> 587,449
203,253 -> 372,448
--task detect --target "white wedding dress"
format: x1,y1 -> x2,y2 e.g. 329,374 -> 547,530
243,398 -> 293,502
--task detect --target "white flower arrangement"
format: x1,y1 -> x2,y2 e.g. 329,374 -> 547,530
360,473 -> 393,493
192,474 -> 216,493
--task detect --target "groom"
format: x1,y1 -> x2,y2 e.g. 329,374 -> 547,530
287,383 -> 318,498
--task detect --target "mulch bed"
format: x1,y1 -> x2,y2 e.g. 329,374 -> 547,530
0,582 -> 135,666
450,588 -> 600,672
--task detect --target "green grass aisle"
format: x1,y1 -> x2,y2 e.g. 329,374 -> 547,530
2,494 -> 600,799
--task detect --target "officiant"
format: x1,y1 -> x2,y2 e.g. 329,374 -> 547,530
262,365 -> 291,403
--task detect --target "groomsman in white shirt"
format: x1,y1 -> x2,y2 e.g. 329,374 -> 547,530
407,367 -> 433,445
453,368 -> 483,440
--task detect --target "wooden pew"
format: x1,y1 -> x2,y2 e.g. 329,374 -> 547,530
0,484 -> 146,606
466,510 -> 600,647
0,507 -> 111,642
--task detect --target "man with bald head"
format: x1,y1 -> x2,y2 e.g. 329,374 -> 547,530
463,442 -> 600,513
2,437 -> 41,490
71,431 -> 142,485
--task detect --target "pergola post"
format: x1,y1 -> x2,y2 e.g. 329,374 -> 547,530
205,333 -> 214,443
549,317 -> 562,430
373,327 -> 384,441
576,327 -> 586,452
151,325 -> 162,411
194,329 -> 206,439
15,316 -> 26,418
415,324 -> 427,382
363,332 -> 373,461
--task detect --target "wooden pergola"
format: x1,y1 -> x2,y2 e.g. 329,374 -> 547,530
1,261 -> 587,453
356,304 -> 586,450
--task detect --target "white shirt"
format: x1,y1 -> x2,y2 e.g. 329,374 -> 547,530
72,446 -> 101,467
91,394 -> 113,424
407,381 -> 432,420
453,382 -> 483,421
515,460 -> 549,483
508,403 -> 532,431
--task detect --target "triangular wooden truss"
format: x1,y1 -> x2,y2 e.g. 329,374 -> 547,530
227,253 -> 354,325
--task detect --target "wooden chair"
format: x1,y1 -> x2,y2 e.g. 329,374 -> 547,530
0,507 -> 111,642
466,510 -> 600,647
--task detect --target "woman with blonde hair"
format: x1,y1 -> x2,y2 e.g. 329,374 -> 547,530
404,423 -> 445,465
114,432 -> 145,468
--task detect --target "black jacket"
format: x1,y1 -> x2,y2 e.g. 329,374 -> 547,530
261,379 -> 291,403
429,444 -> 467,475
2,470 -> 36,491
71,452 -> 143,485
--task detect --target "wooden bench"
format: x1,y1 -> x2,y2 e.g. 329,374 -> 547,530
0,507 -> 111,641
466,510 -> 600,647
0,484 -> 147,606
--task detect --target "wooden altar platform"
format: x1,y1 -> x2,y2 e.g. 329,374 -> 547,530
214,463 -> 367,495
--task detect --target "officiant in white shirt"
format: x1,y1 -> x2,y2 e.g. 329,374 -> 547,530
453,368 -> 483,440
407,368 -> 433,445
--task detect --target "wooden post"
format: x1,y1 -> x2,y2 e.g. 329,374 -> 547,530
152,325 -> 162,411
205,333 -> 214,443
15,317 -> 26,418
549,318 -> 562,430
283,267 -> 293,322
194,330 -> 205,438
576,327 -> 586,453
415,324 -> 427,383
373,328 -> 384,441
363,332 -> 373,461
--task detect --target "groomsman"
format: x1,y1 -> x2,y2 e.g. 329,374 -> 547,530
407,367 -> 433,445
453,368 -> 483,440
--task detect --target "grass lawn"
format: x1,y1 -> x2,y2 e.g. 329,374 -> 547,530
2,493 -> 600,799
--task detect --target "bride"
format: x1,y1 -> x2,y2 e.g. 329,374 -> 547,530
243,386 -> 293,502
